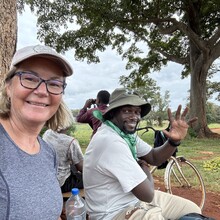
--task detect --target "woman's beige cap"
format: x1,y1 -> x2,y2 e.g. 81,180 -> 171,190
7,45 -> 73,78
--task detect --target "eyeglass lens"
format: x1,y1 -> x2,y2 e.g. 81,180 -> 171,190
16,71 -> 66,95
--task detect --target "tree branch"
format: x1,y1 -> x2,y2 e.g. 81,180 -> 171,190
118,16 -> 210,55
152,18 -> 209,54
155,47 -> 188,65
157,23 -> 178,35
208,26 -> 220,46
211,40 -> 220,61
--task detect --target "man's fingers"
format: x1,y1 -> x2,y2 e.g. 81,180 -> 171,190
167,108 -> 172,122
181,107 -> 188,119
175,105 -> 182,120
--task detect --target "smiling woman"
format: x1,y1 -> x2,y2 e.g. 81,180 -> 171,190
0,45 -> 74,220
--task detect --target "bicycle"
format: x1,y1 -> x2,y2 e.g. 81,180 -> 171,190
136,126 -> 206,210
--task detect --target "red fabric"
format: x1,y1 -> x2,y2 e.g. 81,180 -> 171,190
76,104 -> 108,137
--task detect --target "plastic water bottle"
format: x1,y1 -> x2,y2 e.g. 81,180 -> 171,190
65,188 -> 86,220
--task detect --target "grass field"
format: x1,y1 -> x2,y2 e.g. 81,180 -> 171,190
73,122 -> 220,193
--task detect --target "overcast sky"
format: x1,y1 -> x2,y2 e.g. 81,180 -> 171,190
17,8 -> 219,111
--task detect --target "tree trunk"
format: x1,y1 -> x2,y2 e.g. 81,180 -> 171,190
0,0 -> 17,82
190,70 -> 210,137
186,2 -> 220,139
189,44 -> 219,138
158,116 -> 163,127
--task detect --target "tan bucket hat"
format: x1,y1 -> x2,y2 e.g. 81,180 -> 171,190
6,45 -> 73,79
103,88 -> 151,118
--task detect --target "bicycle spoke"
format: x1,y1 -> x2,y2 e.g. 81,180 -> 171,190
164,156 -> 206,210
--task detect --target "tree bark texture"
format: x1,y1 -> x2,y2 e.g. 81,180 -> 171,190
0,0 -> 17,83
189,43 -> 217,138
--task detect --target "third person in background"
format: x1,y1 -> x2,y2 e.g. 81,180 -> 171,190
42,125 -> 84,193
76,90 -> 110,137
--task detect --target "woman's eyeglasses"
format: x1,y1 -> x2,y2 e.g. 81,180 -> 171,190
13,71 -> 66,95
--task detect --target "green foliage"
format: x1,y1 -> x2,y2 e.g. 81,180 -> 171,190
22,0 -> 220,136
39,126 -> 47,137
138,122 -> 220,193
203,157 -> 220,172
187,127 -> 198,138
39,123 -> 76,137
73,123 -> 92,152
71,109 -> 80,117
143,90 -> 170,126
73,122 -> 220,192
208,123 -> 220,129
22,0 -> 220,76
66,123 -> 76,136
207,63 -> 220,102
119,77 -> 170,126
206,102 -> 220,123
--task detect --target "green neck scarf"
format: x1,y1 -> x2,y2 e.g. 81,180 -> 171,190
93,110 -> 137,160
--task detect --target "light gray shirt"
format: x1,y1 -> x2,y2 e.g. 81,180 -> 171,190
43,129 -> 84,186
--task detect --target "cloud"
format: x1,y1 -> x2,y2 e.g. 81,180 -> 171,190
150,63 -> 190,110
17,8 -> 129,109
63,50 -> 129,109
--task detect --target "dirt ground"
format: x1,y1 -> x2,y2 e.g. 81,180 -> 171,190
154,179 -> 219,220
62,128 -> 220,220
62,189 -> 219,220
62,190 -> 219,220
204,128 -> 220,219
153,127 -> 220,220
202,191 -> 220,219
211,127 -> 220,135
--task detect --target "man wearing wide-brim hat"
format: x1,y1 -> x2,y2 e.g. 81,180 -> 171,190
83,88 -> 201,220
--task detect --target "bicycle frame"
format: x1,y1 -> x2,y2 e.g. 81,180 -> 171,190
164,156 -> 191,190
136,126 -> 206,209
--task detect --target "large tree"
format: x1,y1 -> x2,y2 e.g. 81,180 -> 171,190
0,0 -> 17,82
24,0 -> 220,137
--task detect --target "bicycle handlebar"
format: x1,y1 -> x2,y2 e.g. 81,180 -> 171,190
136,126 -> 156,132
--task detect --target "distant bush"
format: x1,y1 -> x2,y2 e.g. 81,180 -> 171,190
66,124 -> 76,136
203,157 -> 220,172
40,127 -> 47,137
188,127 -> 197,138
39,123 -> 76,137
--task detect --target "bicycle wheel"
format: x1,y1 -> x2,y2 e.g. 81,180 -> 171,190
164,156 -> 206,210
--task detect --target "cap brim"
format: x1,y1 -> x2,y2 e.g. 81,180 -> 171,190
103,100 -> 151,118
38,55 -> 73,76
14,54 -> 73,77
7,45 -> 73,78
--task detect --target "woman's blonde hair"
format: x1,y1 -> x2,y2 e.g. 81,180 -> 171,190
0,72 -> 74,130
45,99 -> 74,131
0,80 -> 11,119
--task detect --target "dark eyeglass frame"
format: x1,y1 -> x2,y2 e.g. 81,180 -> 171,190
13,71 -> 67,95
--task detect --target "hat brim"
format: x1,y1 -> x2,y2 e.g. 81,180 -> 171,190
103,98 -> 151,118
15,54 -> 72,77
7,45 -> 73,78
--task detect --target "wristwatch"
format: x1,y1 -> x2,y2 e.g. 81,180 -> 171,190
168,139 -> 181,147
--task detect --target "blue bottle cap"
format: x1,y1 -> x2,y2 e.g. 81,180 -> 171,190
71,188 -> 79,195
